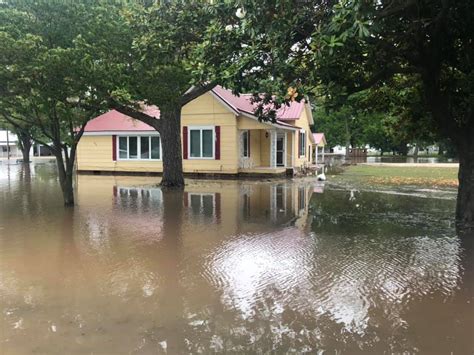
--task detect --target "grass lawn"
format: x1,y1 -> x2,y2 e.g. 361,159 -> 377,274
339,165 -> 459,188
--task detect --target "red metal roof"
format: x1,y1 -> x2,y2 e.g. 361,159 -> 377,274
84,106 -> 159,132
84,87 -> 304,132
212,86 -> 305,121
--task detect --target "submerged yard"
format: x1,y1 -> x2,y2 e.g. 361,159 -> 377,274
0,161 -> 472,353
334,164 -> 459,188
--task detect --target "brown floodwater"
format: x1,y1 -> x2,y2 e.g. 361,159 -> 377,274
0,162 -> 472,354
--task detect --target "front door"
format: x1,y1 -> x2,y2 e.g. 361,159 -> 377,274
276,133 -> 285,167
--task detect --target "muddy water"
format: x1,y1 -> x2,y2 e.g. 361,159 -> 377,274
0,163 -> 472,354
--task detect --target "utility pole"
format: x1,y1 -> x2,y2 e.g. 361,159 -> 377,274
6,129 -> 10,160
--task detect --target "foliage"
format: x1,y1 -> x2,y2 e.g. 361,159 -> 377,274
219,0 -> 472,222
221,0 -> 472,141
0,0 -> 126,203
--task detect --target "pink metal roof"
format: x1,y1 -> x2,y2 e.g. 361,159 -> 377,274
313,133 -> 326,145
84,87 -> 304,132
84,107 -> 159,132
212,85 -> 305,121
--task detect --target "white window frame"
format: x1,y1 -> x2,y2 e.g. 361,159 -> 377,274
188,193 -> 216,208
242,130 -> 250,158
188,126 -> 215,160
187,193 -> 217,220
299,130 -> 306,157
117,134 -> 162,161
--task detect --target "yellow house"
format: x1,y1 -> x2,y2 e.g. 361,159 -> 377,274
77,86 -> 316,176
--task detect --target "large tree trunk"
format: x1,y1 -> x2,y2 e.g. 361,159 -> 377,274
55,152 -> 75,206
159,107 -> 185,189
16,131 -> 32,163
456,137 -> 474,227
21,140 -> 31,163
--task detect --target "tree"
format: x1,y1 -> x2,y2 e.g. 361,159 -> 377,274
0,1 -> 119,205
313,103 -> 367,155
85,2 -> 243,189
219,0 -> 473,226
362,76 -> 439,156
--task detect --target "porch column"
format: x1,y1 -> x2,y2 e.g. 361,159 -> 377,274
322,146 -> 325,162
315,145 -> 319,164
269,130 -> 277,168
289,132 -> 293,167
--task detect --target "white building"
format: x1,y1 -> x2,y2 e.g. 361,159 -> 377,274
0,129 -> 53,159
0,130 -> 20,158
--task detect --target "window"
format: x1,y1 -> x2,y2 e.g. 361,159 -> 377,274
129,137 -> 138,159
140,137 -> 149,159
188,193 -> 215,219
242,130 -> 250,157
189,127 -> 214,158
276,186 -> 285,212
115,186 -> 163,210
298,186 -> 306,211
117,135 -> 161,160
151,137 -> 160,159
119,137 -> 127,159
299,131 -> 306,157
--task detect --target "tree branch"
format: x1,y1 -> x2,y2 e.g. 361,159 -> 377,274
347,65 -> 416,95
376,0 -> 417,19
109,99 -> 162,131
180,82 -> 217,106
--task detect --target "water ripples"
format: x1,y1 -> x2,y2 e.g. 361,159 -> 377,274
205,228 -> 462,336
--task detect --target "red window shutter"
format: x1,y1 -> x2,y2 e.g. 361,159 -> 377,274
215,126 -> 221,160
183,126 -> 188,159
112,135 -> 117,161
248,131 -> 250,157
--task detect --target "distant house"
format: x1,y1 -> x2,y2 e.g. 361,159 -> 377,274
77,86 -> 322,176
312,133 -> 327,164
0,130 -> 53,159
0,130 -> 19,158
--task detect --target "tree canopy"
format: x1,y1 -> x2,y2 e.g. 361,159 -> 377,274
216,0 -> 473,225
0,0 -> 125,204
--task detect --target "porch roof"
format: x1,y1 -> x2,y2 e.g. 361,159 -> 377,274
312,133 -> 326,146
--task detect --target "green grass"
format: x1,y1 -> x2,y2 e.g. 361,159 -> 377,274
337,165 -> 459,188
344,165 -> 458,179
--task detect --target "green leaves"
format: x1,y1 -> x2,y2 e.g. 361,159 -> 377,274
0,1 -> 126,151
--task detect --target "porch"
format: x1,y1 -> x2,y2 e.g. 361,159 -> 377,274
237,128 -> 295,174
238,166 -> 290,177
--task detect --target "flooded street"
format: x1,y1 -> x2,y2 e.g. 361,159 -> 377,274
0,162 -> 472,354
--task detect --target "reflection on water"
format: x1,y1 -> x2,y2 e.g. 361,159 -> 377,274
0,163 -> 472,353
